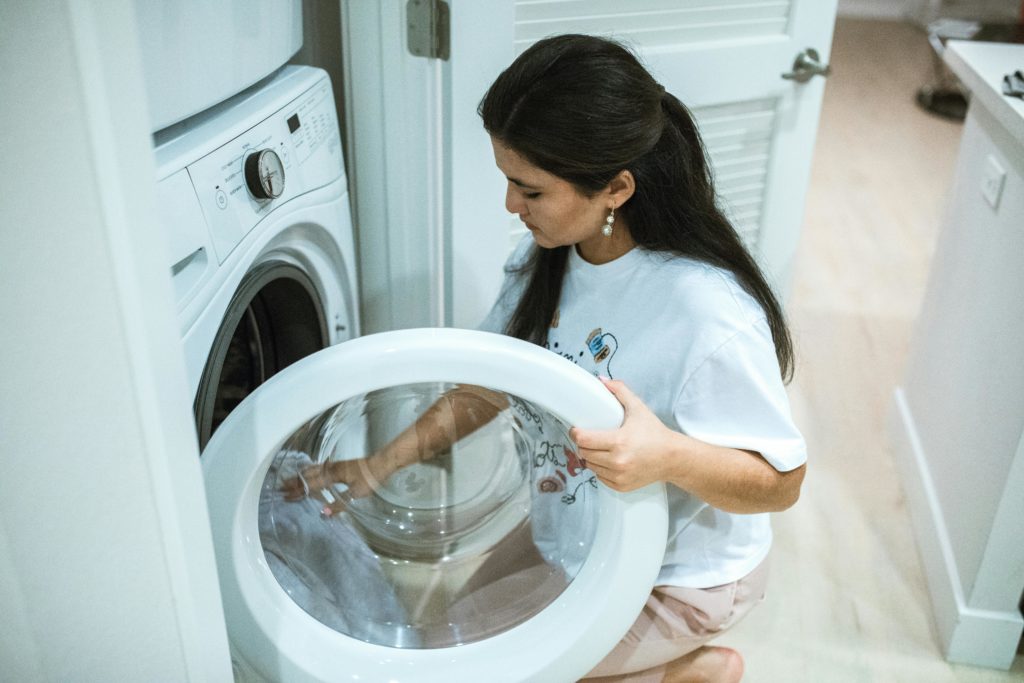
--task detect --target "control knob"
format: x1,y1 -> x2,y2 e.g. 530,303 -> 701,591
244,149 -> 285,200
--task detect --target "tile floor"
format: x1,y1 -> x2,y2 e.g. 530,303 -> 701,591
713,17 -> 1024,683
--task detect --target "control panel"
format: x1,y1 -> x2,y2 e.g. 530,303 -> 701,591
187,77 -> 343,264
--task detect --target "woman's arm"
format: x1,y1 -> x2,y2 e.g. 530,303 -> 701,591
570,378 -> 804,514
282,385 -> 509,504
349,384 -> 509,474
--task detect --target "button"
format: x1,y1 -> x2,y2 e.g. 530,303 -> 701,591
216,189 -> 228,210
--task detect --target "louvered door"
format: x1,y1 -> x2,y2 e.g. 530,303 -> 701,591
514,0 -> 795,47
342,1 -> 836,331
450,0 -> 836,328
495,0 -> 839,304
696,99 -> 778,252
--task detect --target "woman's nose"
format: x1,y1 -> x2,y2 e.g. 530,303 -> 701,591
505,184 -> 526,217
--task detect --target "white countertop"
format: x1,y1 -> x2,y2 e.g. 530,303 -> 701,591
945,40 -> 1024,145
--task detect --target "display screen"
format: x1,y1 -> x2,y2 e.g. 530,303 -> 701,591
287,114 -> 301,133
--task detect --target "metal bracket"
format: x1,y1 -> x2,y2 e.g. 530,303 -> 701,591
407,0 -> 450,61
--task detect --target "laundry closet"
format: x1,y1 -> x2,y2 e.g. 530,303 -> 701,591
0,1 -> 837,680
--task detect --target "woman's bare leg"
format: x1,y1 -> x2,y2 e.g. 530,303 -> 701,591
661,646 -> 743,683
583,646 -> 743,683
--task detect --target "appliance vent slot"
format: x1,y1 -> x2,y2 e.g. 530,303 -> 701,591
514,0 -> 793,52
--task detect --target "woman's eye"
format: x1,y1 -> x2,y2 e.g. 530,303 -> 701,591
524,191 -> 541,199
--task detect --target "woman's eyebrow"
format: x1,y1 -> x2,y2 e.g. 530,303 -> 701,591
508,176 -> 541,191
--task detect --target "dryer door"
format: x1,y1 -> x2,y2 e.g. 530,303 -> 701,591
202,328 -> 667,682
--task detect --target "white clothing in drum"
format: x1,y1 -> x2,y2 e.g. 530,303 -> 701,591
480,236 -> 806,588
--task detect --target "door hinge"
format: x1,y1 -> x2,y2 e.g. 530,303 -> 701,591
407,0 -> 450,61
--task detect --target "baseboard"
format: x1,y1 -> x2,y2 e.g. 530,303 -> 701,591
837,0 -> 914,21
889,388 -> 1023,670
946,606 -> 1024,669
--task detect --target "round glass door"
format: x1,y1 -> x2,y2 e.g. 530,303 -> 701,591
259,381 -> 600,648
202,328 -> 667,682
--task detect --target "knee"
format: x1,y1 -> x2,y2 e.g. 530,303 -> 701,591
721,648 -> 744,683
662,645 -> 744,683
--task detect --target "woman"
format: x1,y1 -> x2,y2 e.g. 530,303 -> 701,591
476,34 -> 806,683
287,34 -> 806,683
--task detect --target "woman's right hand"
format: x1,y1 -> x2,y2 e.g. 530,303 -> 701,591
280,455 -> 396,516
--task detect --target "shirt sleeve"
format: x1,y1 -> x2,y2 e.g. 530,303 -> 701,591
672,317 -> 806,472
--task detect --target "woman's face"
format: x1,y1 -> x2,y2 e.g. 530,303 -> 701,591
490,137 -> 610,251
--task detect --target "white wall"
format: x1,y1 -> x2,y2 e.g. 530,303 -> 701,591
0,1 -> 231,680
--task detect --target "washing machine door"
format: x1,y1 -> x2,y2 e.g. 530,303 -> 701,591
202,328 -> 667,682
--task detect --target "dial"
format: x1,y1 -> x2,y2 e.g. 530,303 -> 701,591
244,149 -> 285,200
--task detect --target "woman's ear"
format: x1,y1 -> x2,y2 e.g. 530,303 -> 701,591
606,169 -> 636,208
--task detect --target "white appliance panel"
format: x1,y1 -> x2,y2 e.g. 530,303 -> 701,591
185,77 -> 344,264
135,0 -> 303,132
151,65 -> 359,436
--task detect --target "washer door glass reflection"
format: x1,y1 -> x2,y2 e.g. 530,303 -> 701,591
259,382 -> 600,648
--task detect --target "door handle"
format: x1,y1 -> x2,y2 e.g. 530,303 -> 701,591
782,48 -> 831,83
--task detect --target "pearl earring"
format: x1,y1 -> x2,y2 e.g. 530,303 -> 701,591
602,207 -> 614,238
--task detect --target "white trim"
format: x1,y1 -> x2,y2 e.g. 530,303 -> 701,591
342,0 -> 450,332
445,0 -> 518,329
889,389 -> 1024,670
1,0 -> 231,678
430,60 -> 448,326
65,1 -> 233,678
0,529 -> 45,680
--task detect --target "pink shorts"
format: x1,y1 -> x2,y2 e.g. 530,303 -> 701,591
583,557 -> 770,682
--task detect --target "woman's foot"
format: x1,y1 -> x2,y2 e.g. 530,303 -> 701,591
662,646 -> 744,683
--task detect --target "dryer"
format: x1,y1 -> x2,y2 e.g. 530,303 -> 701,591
153,65 -> 358,450
135,0 -> 303,132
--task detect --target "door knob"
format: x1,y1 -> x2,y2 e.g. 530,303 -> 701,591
782,48 -> 831,83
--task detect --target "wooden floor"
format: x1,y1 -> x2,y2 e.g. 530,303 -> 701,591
715,18 -> 1024,682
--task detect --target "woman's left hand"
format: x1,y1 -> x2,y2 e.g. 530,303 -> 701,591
570,378 -> 688,492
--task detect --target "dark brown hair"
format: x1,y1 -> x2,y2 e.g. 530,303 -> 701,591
479,34 -> 793,381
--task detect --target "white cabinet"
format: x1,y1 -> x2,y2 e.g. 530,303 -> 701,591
891,41 -> 1024,670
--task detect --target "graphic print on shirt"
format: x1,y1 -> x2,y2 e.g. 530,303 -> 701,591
544,311 -> 620,379
534,439 -> 597,505
534,310 -> 620,504
509,395 -> 595,505
584,328 -> 618,378
510,395 -> 544,435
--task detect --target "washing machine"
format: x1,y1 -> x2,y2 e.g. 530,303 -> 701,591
153,60 -> 668,683
153,65 -> 358,450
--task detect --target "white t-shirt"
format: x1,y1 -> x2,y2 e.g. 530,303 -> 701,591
480,236 -> 806,588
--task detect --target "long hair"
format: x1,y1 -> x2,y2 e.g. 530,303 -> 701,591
479,34 -> 793,382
